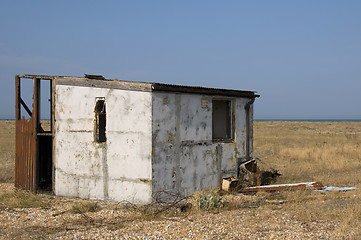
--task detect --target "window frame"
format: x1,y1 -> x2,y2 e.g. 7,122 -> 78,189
212,98 -> 234,142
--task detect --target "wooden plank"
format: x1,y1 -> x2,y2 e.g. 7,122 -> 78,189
242,182 -> 324,192
15,76 -> 20,120
31,78 -> 40,192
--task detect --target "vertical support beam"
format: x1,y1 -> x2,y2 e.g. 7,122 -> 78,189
50,79 -> 53,132
249,104 -> 254,160
15,76 -> 20,189
32,77 -> 40,192
35,78 -> 40,131
51,78 -> 56,193
15,76 -> 20,120
245,109 -> 250,160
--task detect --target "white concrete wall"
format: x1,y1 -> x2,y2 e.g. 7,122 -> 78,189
54,85 -> 152,204
152,92 -> 251,197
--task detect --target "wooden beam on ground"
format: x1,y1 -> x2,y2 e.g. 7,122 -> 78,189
242,182 -> 324,192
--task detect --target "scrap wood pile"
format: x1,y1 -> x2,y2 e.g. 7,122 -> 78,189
222,158 -> 281,192
222,158 -> 356,193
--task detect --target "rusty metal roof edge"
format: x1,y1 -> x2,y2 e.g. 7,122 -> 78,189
17,74 -> 56,79
16,74 -> 259,98
16,74 -> 90,80
151,83 -> 259,98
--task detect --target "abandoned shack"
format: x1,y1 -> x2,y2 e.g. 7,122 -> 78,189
15,74 -> 259,204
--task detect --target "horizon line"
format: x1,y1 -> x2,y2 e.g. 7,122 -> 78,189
1,118 -> 361,122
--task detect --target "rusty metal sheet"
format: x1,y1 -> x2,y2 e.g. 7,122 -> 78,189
15,77 -> 38,192
15,117 -> 37,191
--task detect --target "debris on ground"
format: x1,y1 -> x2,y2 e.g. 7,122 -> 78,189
316,186 -> 357,192
238,158 -> 281,186
221,177 -> 238,192
222,158 -> 281,192
223,180 -> 357,193
221,158 -> 356,193
242,181 -> 324,192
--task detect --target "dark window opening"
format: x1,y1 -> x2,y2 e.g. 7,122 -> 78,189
212,100 -> 232,140
94,98 -> 106,143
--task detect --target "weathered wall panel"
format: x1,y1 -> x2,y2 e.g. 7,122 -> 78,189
179,95 -> 212,141
234,98 -> 249,161
152,92 -> 251,197
54,84 -> 152,204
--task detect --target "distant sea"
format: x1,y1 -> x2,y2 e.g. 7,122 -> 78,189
2,118 -> 361,122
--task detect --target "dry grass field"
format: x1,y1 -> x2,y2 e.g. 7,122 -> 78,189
254,121 -> 361,186
0,121 -> 15,182
254,121 -> 361,237
0,120 -> 360,239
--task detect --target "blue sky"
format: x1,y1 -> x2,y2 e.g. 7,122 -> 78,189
1,1 -> 361,119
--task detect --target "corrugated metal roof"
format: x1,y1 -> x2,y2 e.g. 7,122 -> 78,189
16,74 -> 259,98
151,82 -> 259,98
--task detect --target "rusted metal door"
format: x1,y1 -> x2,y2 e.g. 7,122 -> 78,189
15,76 -> 39,192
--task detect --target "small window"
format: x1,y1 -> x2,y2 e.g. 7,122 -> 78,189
212,100 -> 232,140
94,98 -> 106,143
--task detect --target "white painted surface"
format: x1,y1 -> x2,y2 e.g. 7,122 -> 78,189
53,81 -> 254,204
54,85 -> 152,204
318,186 -> 357,192
152,92 -> 252,197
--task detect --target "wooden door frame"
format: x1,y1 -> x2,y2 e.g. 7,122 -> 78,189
15,75 -> 53,192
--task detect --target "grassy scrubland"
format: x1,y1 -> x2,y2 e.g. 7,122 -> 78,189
0,120 -> 360,238
0,121 -> 15,182
254,121 -> 361,186
254,121 -> 361,236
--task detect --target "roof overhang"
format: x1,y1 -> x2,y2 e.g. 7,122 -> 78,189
16,74 -> 260,98
152,83 -> 259,98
